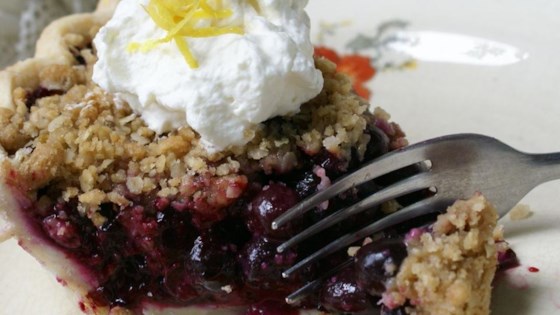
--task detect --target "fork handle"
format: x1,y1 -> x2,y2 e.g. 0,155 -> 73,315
530,152 -> 560,183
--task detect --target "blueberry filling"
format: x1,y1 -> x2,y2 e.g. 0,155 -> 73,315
25,87 -> 63,108
15,121 -> 418,313
13,115 -> 516,314
381,305 -> 408,315
497,247 -> 520,271
246,300 -> 299,315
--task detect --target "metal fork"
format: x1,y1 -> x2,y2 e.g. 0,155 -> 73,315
272,133 -> 560,303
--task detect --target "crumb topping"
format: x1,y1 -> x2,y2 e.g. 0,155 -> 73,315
0,33 -> 406,228
385,194 -> 500,315
509,203 -> 533,221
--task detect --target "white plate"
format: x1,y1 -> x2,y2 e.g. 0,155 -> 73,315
307,0 -> 560,314
1,0 -> 560,314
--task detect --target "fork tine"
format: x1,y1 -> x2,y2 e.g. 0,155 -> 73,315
285,258 -> 354,305
277,172 -> 433,253
272,144 -> 430,230
282,195 -> 441,279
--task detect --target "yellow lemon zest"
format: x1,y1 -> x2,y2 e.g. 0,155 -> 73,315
248,0 -> 260,13
200,0 -> 217,15
179,26 -> 244,37
127,0 -> 245,68
174,36 -> 199,68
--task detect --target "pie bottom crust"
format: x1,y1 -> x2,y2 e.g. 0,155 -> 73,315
0,3 -> 111,313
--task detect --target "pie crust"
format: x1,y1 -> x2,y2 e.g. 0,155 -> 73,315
0,2 -> 118,314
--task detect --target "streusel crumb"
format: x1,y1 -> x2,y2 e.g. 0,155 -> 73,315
386,194 -> 499,315
509,203 -> 533,221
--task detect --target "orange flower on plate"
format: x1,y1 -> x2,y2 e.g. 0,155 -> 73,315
314,46 -> 376,99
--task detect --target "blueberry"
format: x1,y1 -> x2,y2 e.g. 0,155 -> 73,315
157,208 -> 197,252
355,239 -> 407,296
239,236 -> 298,290
247,183 -> 300,239
188,231 -> 239,293
163,264 -> 197,302
320,267 -> 370,313
364,125 -> 390,162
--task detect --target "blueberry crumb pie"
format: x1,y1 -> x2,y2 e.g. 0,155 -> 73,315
0,1 -> 516,314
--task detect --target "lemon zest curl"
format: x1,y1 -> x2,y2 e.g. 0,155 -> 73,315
127,0 -> 245,68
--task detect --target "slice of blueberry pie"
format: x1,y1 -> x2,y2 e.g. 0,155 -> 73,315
0,0 -> 515,314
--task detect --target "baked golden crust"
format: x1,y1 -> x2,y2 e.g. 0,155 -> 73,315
0,1 -> 116,111
0,5 -> 119,313
96,0 -> 121,12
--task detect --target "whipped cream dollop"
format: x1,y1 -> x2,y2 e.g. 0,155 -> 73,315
93,0 -> 323,151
